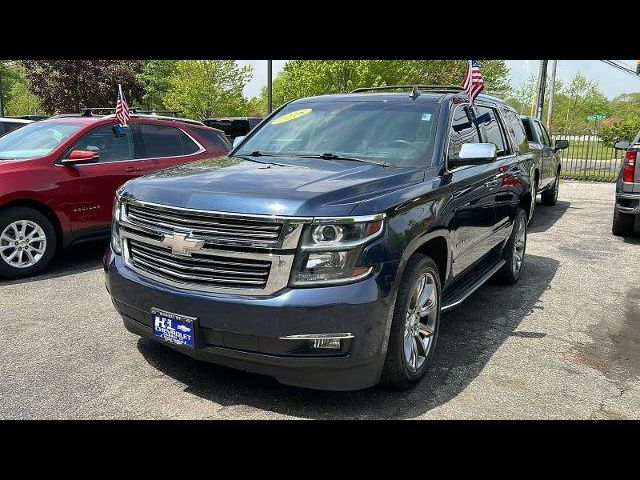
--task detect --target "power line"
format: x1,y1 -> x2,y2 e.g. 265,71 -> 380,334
600,60 -> 640,79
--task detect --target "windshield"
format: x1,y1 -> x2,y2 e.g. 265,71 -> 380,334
0,121 -> 84,160
235,100 -> 439,167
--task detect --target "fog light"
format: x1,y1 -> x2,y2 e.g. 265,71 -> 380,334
311,338 -> 342,349
280,333 -> 354,351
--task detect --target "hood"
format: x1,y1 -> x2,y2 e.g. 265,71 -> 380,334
121,156 -> 424,217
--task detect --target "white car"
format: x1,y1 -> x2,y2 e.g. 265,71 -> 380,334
0,117 -> 33,136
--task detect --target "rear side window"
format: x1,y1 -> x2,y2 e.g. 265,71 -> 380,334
192,128 -> 231,152
448,105 -> 481,160
475,106 -> 509,156
70,124 -> 134,162
136,124 -> 185,158
502,109 -> 529,152
537,122 -> 552,146
521,118 -> 535,142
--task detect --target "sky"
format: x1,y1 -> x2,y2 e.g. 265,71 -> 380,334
237,60 -> 640,100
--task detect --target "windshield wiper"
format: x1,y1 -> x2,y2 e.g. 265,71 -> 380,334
297,152 -> 390,167
240,150 -> 284,157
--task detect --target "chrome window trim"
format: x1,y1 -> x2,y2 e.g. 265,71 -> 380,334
56,125 -> 206,167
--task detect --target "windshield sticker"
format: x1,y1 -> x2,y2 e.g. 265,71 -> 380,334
272,108 -> 312,125
421,113 -> 432,121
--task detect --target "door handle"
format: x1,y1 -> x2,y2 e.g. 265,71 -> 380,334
485,179 -> 501,188
125,166 -> 144,173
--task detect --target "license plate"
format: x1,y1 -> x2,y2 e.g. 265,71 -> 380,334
151,308 -> 196,349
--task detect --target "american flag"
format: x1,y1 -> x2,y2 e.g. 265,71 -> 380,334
462,60 -> 484,105
115,84 -> 130,127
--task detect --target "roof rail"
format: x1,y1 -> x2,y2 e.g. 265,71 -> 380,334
350,85 -> 465,94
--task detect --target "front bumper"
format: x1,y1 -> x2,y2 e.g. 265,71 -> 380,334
104,248 -> 399,391
616,191 -> 640,214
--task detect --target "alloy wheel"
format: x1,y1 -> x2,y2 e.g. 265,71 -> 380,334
0,220 -> 47,269
512,218 -> 526,274
403,272 -> 438,372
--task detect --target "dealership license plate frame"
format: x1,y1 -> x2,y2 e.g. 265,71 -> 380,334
151,308 -> 197,349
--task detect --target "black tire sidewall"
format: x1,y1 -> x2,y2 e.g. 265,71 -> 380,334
382,255 -> 442,387
0,207 -> 57,279
497,208 -> 527,284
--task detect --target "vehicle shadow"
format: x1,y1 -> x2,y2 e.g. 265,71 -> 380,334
528,200 -> 571,234
137,253 -> 560,419
1,241 -> 108,286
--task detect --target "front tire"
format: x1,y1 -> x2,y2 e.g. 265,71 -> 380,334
541,172 -> 560,206
381,254 -> 441,389
612,208 -> 635,237
0,207 -> 57,280
495,208 -> 527,285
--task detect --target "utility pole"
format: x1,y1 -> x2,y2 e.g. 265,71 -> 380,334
546,60 -> 557,133
535,60 -> 548,121
267,60 -> 273,114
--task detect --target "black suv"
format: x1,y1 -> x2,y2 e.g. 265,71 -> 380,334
105,86 -> 534,391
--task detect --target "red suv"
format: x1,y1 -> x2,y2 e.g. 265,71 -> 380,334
0,114 -> 230,279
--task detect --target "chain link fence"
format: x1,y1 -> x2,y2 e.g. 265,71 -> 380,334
551,133 -> 624,182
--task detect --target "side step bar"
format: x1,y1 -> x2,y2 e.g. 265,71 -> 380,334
441,259 -> 506,312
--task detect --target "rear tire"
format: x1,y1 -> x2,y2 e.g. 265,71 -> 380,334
612,208 -> 635,237
541,172 -> 560,206
495,208 -> 527,285
381,254 -> 441,389
0,207 -> 57,280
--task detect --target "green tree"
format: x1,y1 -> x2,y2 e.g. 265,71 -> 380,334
20,60 -> 144,114
163,60 -> 252,119
0,61 -> 40,116
599,92 -> 640,146
265,60 -> 511,109
137,60 -> 178,110
552,73 -> 610,134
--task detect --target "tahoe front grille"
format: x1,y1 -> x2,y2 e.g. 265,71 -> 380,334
127,203 -> 284,247
127,239 -> 271,289
119,200 -> 304,295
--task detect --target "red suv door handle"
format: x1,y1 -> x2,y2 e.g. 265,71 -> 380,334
125,166 -> 144,173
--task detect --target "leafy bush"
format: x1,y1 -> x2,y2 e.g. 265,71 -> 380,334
600,116 -> 640,147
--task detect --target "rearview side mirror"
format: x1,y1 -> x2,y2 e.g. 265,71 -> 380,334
448,143 -> 497,168
232,136 -> 246,149
61,149 -> 100,165
614,139 -> 630,150
554,139 -> 569,151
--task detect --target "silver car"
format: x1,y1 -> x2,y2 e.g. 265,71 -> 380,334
613,132 -> 640,236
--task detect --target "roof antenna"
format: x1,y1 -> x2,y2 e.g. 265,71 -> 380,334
409,85 -> 421,100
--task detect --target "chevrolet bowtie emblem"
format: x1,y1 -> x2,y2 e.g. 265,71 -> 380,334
161,232 -> 205,256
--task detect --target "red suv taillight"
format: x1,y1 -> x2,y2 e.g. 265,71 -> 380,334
623,150 -> 637,183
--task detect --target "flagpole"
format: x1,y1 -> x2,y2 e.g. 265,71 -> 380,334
267,60 -> 273,114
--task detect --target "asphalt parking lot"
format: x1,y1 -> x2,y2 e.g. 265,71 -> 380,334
1,181 -> 639,419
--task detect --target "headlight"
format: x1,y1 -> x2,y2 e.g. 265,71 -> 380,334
111,196 -> 123,254
290,216 -> 384,286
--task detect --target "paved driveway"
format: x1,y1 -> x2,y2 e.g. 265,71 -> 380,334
1,181 -> 639,419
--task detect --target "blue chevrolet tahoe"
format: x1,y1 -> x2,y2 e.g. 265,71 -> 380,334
105,86 -> 534,391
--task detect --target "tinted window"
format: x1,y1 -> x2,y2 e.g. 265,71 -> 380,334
475,106 -> 508,156
136,124 -> 184,158
0,122 -> 24,135
447,106 -> 481,161
178,129 -> 201,155
192,128 -> 231,152
502,109 -> 528,152
236,100 -> 439,167
538,122 -> 551,146
521,118 -> 535,142
0,121 -> 83,160
71,124 -> 133,162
